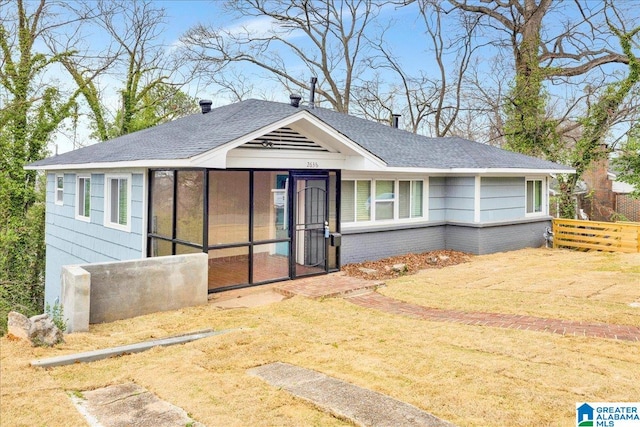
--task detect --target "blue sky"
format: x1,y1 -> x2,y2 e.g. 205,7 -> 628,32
46,1 -> 636,153
51,0 -> 444,152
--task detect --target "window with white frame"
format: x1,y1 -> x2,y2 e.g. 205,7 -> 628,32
105,175 -> 130,230
55,174 -> 64,205
374,180 -> 395,220
526,178 -> 543,214
399,180 -> 423,219
76,175 -> 91,220
342,179 -> 425,223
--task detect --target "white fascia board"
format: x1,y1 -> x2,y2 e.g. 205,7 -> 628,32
25,160 -> 193,171
381,167 -> 576,175
612,180 -> 635,193
191,110 -> 387,169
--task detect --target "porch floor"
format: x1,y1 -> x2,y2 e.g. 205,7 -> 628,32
208,254 -> 328,292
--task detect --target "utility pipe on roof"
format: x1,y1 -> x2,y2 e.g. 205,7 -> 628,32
309,77 -> 317,109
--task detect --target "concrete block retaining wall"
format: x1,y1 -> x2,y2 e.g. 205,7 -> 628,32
61,253 -> 208,332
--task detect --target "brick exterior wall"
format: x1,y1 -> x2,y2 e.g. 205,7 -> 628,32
581,154 -> 615,221
616,194 -> 640,221
445,220 -> 551,254
341,219 -> 551,262
341,226 -> 446,264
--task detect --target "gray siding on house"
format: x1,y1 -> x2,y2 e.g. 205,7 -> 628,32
480,177 -> 525,222
428,177 -> 446,221
444,176 -> 475,222
341,226 -> 446,264
44,172 -> 145,305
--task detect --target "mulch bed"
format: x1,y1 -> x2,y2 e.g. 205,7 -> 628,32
340,250 -> 471,281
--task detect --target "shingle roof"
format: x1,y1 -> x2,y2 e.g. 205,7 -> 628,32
28,98 -> 572,171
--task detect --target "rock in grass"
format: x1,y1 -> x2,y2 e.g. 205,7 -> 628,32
426,257 -> 438,265
6,311 -> 64,347
392,263 -> 407,272
7,311 -> 31,341
29,314 -> 64,347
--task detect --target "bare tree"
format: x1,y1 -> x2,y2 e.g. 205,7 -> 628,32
181,0 -> 386,113
48,0 -> 195,141
447,0 -> 640,217
446,0 -> 638,148
453,54 -> 512,145
354,1 -> 481,136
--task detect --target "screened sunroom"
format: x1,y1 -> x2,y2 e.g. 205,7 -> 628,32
148,169 -> 340,292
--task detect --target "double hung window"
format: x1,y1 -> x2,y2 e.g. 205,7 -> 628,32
526,179 -> 543,214
76,176 -> 91,220
342,179 -> 425,223
105,175 -> 130,230
55,175 -> 64,205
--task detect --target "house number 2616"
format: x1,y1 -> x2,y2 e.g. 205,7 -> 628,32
306,161 -> 319,168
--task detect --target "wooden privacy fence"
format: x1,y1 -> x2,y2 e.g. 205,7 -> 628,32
552,219 -> 640,253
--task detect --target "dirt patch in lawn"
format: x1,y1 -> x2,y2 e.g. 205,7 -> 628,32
341,250 -> 471,281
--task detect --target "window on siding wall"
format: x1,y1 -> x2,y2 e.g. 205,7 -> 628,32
341,181 -> 355,222
76,176 -> 91,220
399,180 -> 423,219
375,180 -> 395,220
526,179 -> 543,214
342,179 -> 424,223
105,175 -> 130,230
356,181 -> 371,221
341,180 -> 372,222
55,175 -> 64,205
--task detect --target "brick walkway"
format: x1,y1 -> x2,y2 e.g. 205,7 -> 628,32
346,292 -> 640,342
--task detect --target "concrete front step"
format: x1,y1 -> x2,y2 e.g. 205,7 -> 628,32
248,362 -> 455,427
274,272 -> 384,299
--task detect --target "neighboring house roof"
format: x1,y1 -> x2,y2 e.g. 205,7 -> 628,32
27,98 -> 574,173
608,171 -> 636,194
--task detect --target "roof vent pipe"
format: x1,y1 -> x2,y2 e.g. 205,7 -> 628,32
309,77 -> 317,109
392,114 -> 401,128
199,99 -> 212,114
290,93 -> 302,107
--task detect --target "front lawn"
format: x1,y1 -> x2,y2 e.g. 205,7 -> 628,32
1,248 -> 638,426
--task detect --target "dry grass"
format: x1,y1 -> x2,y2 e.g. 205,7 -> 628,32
381,247 -> 640,326
1,248 -> 639,426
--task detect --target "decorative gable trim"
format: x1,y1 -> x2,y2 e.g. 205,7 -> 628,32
191,110 -> 387,170
241,127 -> 333,152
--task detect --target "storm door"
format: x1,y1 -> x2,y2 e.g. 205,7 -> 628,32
292,174 -> 329,277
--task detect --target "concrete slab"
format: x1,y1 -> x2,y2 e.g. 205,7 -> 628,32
70,382 -> 204,427
31,329 -> 237,368
248,362 -> 455,427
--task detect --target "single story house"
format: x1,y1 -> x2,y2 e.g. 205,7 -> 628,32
27,97 -> 574,305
